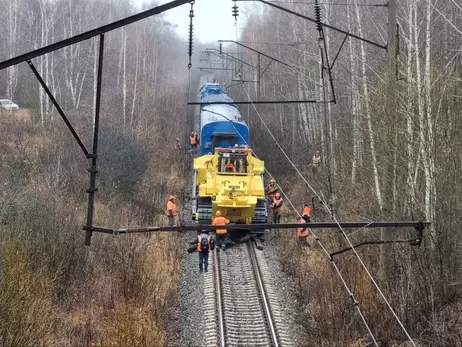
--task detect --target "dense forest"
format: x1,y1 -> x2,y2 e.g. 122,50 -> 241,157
0,0 -> 191,344
0,0 -> 461,346
220,0 -> 461,345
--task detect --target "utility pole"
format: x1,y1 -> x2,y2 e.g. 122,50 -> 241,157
380,0 -> 397,273
257,53 -> 261,99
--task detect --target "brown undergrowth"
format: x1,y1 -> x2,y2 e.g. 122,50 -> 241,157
273,168 -> 462,346
0,109 -> 185,346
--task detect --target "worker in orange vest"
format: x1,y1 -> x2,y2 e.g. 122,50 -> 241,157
173,137 -> 182,150
297,217 -> 311,246
265,179 -> 279,205
166,195 -> 177,226
187,230 -> 215,272
271,192 -> 284,223
301,203 -> 312,223
213,210 -> 230,250
224,160 -> 236,173
190,132 -> 198,149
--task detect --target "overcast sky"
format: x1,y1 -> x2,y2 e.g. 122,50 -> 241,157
134,0 -> 242,43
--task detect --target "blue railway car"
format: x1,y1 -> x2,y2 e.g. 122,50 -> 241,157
199,83 -> 249,155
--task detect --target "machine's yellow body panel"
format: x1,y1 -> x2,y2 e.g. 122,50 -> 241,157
194,148 -> 265,223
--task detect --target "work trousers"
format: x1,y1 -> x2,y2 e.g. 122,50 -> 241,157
190,143 -> 197,149
216,233 -> 227,248
299,236 -> 310,247
272,211 -> 281,223
199,251 -> 209,271
168,215 -> 175,227
302,215 -> 311,223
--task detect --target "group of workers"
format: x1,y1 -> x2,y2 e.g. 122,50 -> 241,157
186,210 -> 231,273
173,131 -> 200,151
266,179 -> 312,247
166,158 -> 318,273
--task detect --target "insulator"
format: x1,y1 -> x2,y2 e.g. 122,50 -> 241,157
187,1 -> 195,68
314,4 -> 322,32
232,4 -> 239,18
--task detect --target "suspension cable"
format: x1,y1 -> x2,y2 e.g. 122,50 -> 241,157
241,85 -> 416,346
201,107 -> 379,346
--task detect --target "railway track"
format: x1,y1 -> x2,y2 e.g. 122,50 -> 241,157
202,242 -> 295,347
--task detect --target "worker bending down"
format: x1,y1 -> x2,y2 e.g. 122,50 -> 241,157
166,195 -> 177,226
301,203 -> 312,223
271,192 -> 284,223
213,211 -> 230,250
297,217 -> 311,247
173,137 -> 181,150
187,230 -> 215,273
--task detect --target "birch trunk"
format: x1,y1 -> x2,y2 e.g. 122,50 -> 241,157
348,0 -> 360,184
424,0 -> 436,242
6,0 -> 19,100
122,27 -> 127,129
405,0 -> 416,214
354,0 -> 383,210
130,38 -> 140,124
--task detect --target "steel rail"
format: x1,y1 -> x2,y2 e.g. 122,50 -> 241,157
248,242 -> 279,346
214,248 -> 226,347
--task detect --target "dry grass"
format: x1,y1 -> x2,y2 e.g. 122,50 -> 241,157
272,166 -> 462,346
0,239 -> 56,346
0,106 -> 187,346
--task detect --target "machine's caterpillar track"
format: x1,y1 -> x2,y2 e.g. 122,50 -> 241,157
197,197 -> 213,224
197,198 -> 268,224
196,197 -> 268,241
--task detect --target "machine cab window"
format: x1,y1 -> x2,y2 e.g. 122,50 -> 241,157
218,152 -> 247,174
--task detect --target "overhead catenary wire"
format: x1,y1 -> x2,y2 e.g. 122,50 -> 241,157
240,85 -> 417,346
201,106 -> 379,346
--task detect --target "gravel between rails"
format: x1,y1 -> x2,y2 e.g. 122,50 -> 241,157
220,245 -> 272,346
170,234 -> 307,347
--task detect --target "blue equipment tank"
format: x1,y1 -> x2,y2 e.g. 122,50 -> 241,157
199,83 -> 249,155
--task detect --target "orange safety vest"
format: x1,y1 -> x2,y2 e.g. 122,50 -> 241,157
190,136 -> 197,145
166,201 -> 177,216
302,206 -> 311,216
272,197 -> 283,212
197,235 -> 211,252
297,220 -> 309,237
213,216 -> 230,234
224,163 -> 236,173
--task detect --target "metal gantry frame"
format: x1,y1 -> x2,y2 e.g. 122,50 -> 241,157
189,39 -> 335,106
0,0 -> 194,246
0,0 -> 426,250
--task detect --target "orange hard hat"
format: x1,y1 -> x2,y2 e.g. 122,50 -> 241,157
216,210 -> 222,217
168,195 -> 175,200
276,192 -> 281,198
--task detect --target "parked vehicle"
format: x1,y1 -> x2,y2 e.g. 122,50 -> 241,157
0,99 -> 19,110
